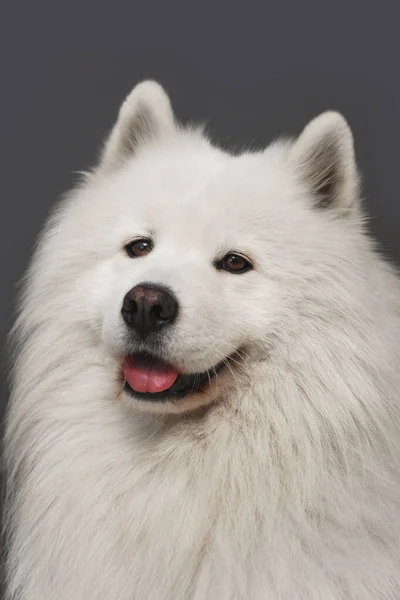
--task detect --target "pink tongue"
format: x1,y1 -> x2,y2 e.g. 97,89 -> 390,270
123,356 -> 179,394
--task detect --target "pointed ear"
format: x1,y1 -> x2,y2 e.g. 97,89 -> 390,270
289,112 -> 360,214
98,80 -> 176,172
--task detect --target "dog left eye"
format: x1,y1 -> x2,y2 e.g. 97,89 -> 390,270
216,253 -> 253,274
125,238 -> 153,258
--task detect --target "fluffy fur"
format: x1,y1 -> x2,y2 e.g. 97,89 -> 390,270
4,81 -> 400,599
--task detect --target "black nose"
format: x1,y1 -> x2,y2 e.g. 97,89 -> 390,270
121,284 -> 179,339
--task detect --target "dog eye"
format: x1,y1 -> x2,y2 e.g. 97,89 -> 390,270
216,253 -> 253,274
125,238 -> 153,258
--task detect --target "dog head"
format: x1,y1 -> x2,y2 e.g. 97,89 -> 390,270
52,81 -> 360,413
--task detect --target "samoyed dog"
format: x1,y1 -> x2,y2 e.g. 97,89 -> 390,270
4,81 -> 400,599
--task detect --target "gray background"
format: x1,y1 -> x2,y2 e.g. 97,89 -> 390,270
1,1 -> 400,422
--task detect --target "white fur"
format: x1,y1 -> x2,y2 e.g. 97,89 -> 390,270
4,81 -> 400,599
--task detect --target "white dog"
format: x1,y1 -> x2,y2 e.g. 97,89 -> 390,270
4,81 -> 400,599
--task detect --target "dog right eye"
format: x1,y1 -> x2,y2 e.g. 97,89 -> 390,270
125,238 -> 154,258
215,252 -> 253,274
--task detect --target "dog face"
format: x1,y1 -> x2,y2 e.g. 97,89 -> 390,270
55,82 -> 359,413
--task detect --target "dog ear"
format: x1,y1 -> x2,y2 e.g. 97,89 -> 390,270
98,81 -> 176,172
289,112 -> 360,213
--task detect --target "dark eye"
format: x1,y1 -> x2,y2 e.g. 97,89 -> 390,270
125,238 -> 153,258
216,253 -> 253,274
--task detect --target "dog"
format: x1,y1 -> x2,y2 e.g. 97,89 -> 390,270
4,81 -> 400,599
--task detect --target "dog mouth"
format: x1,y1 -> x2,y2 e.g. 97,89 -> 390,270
122,352 -> 228,403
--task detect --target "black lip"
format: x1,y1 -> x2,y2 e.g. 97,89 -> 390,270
123,354 -> 227,403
